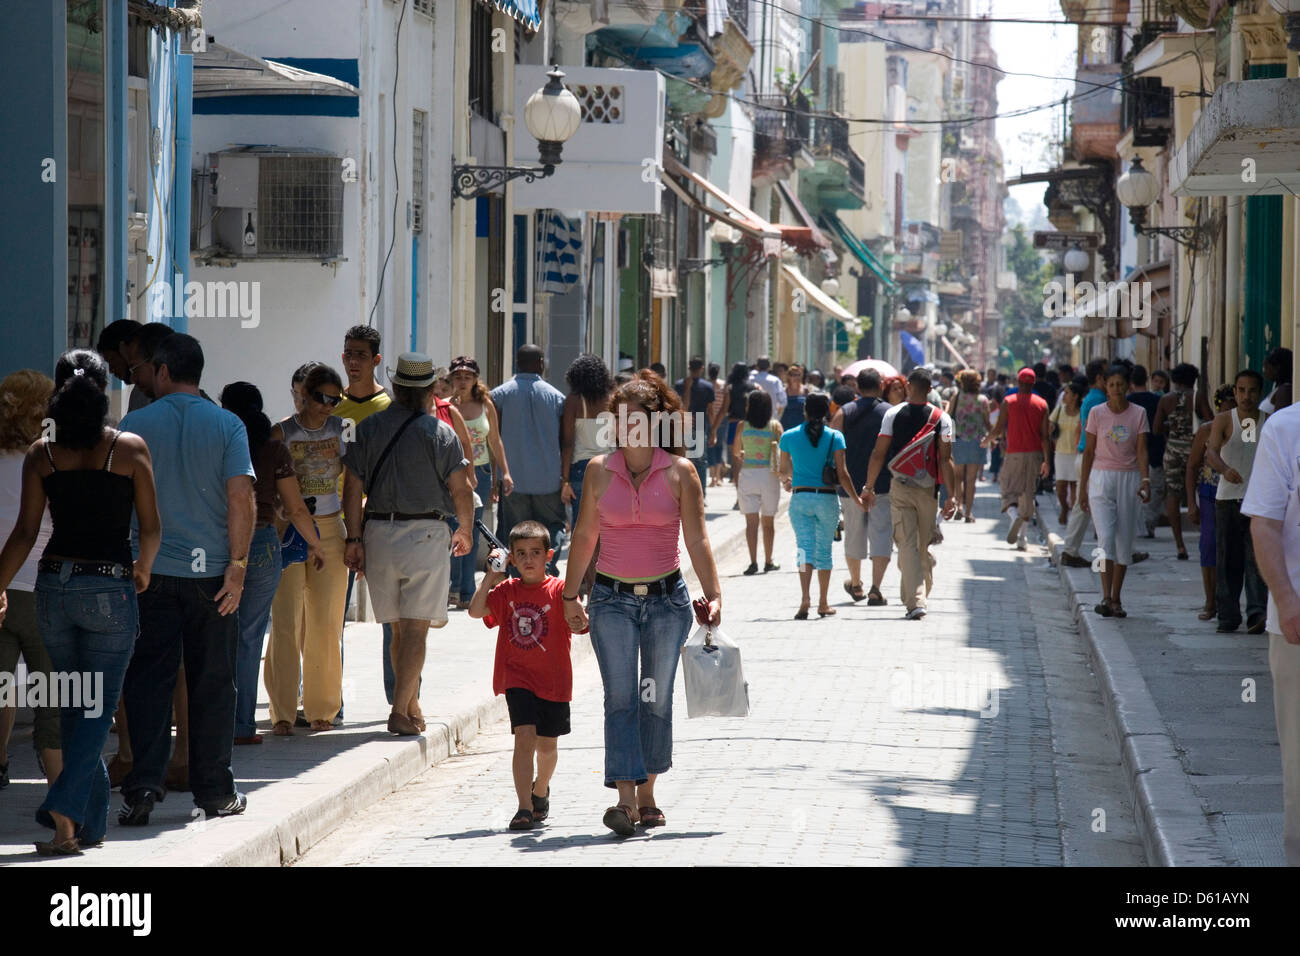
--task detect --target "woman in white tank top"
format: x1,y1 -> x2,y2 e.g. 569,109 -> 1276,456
560,355 -> 616,529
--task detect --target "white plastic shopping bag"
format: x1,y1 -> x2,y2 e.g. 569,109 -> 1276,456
681,623 -> 749,718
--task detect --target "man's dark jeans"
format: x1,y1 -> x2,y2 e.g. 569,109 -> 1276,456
1216,498 -> 1267,628
122,574 -> 238,805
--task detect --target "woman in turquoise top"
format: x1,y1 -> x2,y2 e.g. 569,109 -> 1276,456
731,389 -> 783,576
778,392 -> 864,619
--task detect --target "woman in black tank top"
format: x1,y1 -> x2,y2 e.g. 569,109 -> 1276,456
0,350 -> 160,855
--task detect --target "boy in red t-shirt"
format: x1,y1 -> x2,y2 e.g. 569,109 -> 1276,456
469,520 -> 585,831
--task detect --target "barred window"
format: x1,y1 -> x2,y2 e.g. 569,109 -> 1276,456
412,110 -> 426,235
256,156 -> 344,258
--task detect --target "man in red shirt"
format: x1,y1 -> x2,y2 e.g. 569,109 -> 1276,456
986,367 -> 1051,550
469,519 -> 585,831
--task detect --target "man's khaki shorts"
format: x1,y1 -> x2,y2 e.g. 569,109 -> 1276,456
842,493 -> 893,560
363,519 -> 451,626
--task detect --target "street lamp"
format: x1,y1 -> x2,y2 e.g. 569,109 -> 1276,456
453,67 -> 582,200
1062,245 -> 1090,274
1266,0 -> 1300,50
1116,157 -> 1212,250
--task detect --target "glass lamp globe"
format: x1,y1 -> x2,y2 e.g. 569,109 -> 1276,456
525,68 -> 583,167
1116,157 -> 1160,209
821,277 -> 840,297
1063,246 -> 1090,273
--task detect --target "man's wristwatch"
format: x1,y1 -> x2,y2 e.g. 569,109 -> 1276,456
230,557 -> 248,569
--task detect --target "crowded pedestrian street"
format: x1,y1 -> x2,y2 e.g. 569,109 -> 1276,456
6,4 -> 1300,922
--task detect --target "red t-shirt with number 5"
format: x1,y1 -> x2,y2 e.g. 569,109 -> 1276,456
483,575 -> 583,702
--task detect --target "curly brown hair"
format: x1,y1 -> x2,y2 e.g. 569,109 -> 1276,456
0,370 -> 55,451
614,377 -> 686,458
958,369 -> 982,394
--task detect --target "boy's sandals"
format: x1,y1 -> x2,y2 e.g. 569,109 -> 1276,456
602,804 -> 637,836
531,781 -> 550,821
509,809 -> 535,831
638,806 -> 666,828
273,721 -> 294,736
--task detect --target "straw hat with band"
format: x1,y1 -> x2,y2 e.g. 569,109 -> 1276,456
388,352 -> 437,388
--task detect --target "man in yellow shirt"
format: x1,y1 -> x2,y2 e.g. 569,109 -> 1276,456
336,326 -> 391,721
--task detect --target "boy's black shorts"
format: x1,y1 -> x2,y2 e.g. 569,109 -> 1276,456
505,688 -> 571,738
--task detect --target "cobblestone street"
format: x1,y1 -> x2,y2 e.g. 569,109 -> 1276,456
300,486 -> 1146,866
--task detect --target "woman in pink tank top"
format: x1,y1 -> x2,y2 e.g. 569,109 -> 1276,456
563,378 -> 722,836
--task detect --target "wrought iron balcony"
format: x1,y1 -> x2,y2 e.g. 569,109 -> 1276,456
1122,75 -> 1174,147
753,92 -> 810,176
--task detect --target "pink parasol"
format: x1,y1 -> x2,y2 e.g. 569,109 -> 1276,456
841,358 -> 899,381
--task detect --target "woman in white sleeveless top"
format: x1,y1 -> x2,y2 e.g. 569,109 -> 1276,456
560,355 -> 616,530
1206,370 -> 1269,633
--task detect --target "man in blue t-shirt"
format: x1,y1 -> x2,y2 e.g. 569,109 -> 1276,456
675,356 -> 716,502
118,333 -> 255,825
491,344 -> 566,575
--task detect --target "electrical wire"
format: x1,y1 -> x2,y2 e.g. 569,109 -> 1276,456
367,0 -> 406,328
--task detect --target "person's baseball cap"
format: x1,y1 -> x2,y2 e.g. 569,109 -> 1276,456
1018,368 -> 1036,384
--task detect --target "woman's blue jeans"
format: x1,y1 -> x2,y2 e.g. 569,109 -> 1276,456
568,458 -> 591,529
235,524 -> 281,737
587,577 -> 695,788
449,465 -> 491,599
34,570 -> 138,844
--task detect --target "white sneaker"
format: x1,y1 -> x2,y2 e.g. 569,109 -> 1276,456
1017,533 -> 1028,552
906,606 -> 927,620
1005,516 -> 1025,544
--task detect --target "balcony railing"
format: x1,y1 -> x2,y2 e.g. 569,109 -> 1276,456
1122,75 -> 1173,147
813,113 -> 850,157
753,92 -> 810,164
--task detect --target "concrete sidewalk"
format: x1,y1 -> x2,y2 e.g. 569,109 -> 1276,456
0,481 -> 766,867
1039,495 -> 1285,866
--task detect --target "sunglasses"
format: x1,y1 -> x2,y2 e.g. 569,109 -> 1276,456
312,391 -> 342,407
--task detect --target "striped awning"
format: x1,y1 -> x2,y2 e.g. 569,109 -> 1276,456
819,212 -> 896,291
475,0 -> 541,30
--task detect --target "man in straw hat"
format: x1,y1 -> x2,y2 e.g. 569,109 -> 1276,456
342,352 -> 475,736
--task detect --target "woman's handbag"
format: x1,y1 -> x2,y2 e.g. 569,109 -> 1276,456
280,521 -> 320,569
820,434 -> 838,487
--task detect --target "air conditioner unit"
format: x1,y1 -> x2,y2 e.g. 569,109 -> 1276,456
206,149 -> 344,259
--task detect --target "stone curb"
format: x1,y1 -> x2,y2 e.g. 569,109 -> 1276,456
188,499 -> 763,866
1045,528 -> 1230,866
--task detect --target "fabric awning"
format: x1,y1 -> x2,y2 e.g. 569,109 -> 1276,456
775,182 -> 832,253
819,211 -> 896,291
193,44 -> 360,98
780,263 -> 856,323
475,0 -> 541,30
661,155 -> 782,256
940,335 -> 970,367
